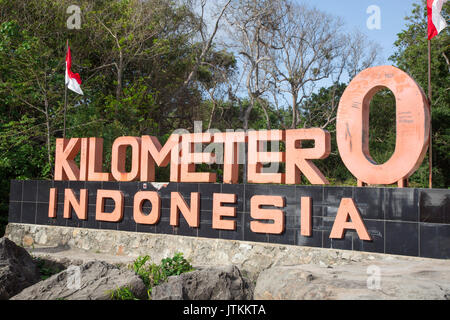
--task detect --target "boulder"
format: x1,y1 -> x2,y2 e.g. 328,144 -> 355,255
151,265 -> 253,300
254,260 -> 450,300
0,237 -> 40,300
11,260 -> 147,300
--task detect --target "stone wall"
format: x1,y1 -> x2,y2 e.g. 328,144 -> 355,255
5,222 -> 435,282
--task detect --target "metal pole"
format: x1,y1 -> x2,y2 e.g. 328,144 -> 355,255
63,40 -> 68,139
427,39 -> 433,189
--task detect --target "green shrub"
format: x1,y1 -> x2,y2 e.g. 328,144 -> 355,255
129,252 -> 194,300
109,286 -> 138,300
32,256 -> 64,280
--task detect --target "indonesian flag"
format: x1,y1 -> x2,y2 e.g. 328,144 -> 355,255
65,46 -> 83,95
428,0 -> 448,40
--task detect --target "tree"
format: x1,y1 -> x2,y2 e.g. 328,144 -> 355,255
390,0 -> 449,188
269,1 -> 381,129
225,0 -> 284,130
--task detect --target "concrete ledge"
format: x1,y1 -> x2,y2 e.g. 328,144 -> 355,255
4,222 -> 445,281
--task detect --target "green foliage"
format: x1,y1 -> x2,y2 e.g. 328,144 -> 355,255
109,286 -> 138,300
32,256 -> 64,281
389,0 -> 449,188
130,253 -> 194,300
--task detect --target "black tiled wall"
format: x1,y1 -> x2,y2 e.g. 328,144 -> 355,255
8,180 -> 450,259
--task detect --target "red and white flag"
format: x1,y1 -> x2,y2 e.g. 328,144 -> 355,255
65,46 -> 83,95
428,0 -> 448,40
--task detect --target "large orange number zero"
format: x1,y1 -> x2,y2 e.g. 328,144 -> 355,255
337,66 -> 430,186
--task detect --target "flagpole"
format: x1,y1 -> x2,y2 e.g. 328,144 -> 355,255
427,39 -> 433,189
63,39 -> 68,139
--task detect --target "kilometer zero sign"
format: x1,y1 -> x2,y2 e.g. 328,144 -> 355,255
49,66 -> 430,242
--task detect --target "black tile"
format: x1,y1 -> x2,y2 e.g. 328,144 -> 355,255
102,181 -> 120,191
49,202 -> 67,227
22,180 -> 38,202
159,183 -> 179,209
86,181 -> 102,205
54,181 -> 69,204
323,229 -> 354,251
222,184 -> 244,212
36,202 -> 51,226
100,221 -> 119,231
178,183 -> 199,198
154,215 -> 175,236
243,220 -> 269,243
9,180 -> 23,202
352,220 -> 385,254
68,181 -> 86,193
220,220 -> 244,241
103,197 -> 118,207
136,222 -> 155,234
198,220 -> 220,239
219,211 -> 244,241
175,216 -> 198,238
311,216 -> 325,232
353,187 -> 384,220
285,214 -> 300,229
118,205 -> 137,232
324,187 -> 353,206
385,221 -> 418,257
269,228 -> 296,245
297,230 -> 323,248
21,202 -> 36,224
37,180 -> 52,203
120,182 -> 139,208
245,184 -> 292,214
65,214 -> 84,228
83,205 -> 100,230
296,186 -> 324,207
384,188 -> 419,222
419,189 -> 450,224
198,183 -> 221,212
420,223 -> 450,259
8,201 -> 21,223
323,206 -> 338,218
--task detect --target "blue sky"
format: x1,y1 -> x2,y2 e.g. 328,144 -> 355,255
298,0 -> 420,63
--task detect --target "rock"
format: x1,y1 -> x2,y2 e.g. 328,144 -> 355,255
0,237 -> 41,300
11,260 -> 147,300
151,265 -> 253,300
254,260 -> 450,300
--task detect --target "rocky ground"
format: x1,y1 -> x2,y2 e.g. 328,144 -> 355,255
1,236 -> 449,300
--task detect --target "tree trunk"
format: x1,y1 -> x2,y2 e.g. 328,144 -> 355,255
116,50 -> 123,101
44,101 -> 53,179
291,92 -> 297,129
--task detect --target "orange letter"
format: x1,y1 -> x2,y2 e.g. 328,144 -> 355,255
170,192 -> 200,227
48,188 -> 57,218
63,189 -> 88,220
180,133 -> 216,183
111,137 -> 141,182
300,197 -> 312,236
336,66 -> 430,185
250,195 -> 285,234
140,134 -> 181,182
79,138 -> 89,181
88,138 -> 112,181
95,190 -> 124,222
54,138 -> 81,181
133,191 -> 161,225
212,193 -> 237,230
247,130 -> 285,184
285,129 -> 331,185
214,132 -> 246,184
330,198 -> 371,241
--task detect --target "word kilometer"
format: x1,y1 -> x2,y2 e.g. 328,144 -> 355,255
48,66 -> 431,242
